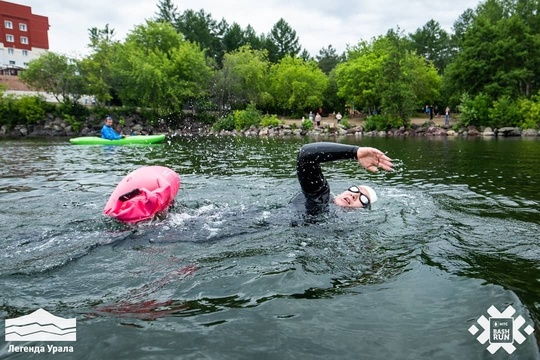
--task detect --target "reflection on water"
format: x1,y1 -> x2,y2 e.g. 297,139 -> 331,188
0,136 -> 539,359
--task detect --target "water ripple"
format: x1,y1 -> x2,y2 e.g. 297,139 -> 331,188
1,137 -> 539,359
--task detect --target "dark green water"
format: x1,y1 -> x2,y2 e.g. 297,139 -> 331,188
0,135 -> 539,359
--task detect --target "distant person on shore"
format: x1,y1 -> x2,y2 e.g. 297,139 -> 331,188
336,112 -> 343,124
445,107 -> 450,126
315,113 -> 322,127
101,116 -> 124,140
309,111 -> 314,121
290,142 -> 393,216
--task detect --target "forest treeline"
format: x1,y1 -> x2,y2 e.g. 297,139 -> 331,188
1,0 -> 540,131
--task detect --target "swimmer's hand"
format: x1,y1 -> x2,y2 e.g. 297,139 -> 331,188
356,147 -> 394,172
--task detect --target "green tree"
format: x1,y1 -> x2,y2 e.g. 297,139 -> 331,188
80,24 -> 119,105
299,49 -> 312,62
323,68 -> 346,114
336,31 -> 441,123
111,21 -> 213,116
88,23 -> 115,46
335,40 -> 384,115
222,22 -> 247,53
222,23 -> 264,54
154,0 -> 179,24
408,20 -> 452,73
379,33 -> 441,121
444,0 -> 540,102
243,25 -> 264,50
316,45 -> 342,74
452,8 -> 476,49
175,9 -> 228,65
267,18 -> 301,62
19,52 -> 86,106
268,55 -> 328,116
213,46 -> 269,110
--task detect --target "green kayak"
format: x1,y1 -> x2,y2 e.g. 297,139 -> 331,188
69,134 -> 166,145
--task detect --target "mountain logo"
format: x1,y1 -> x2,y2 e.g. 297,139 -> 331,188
5,308 -> 76,342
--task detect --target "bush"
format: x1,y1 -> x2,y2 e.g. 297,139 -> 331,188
457,92 -> 540,129
517,94 -> 540,129
55,102 -> 89,120
363,114 -> 402,131
63,114 -> 82,132
457,92 -> 492,127
234,103 -> 261,131
0,94 -> 49,129
139,108 -> 161,126
261,114 -> 281,127
301,119 -> 314,131
489,96 -> 521,128
212,114 -> 235,132
16,96 -> 46,124
340,118 -> 350,129
0,96 -> 19,129
194,112 -> 217,124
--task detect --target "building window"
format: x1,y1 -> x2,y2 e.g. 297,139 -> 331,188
9,60 -> 15,65
6,34 -> 14,42
19,23 -> 27,31
8,48 -> 14,54
20,36 -> 28,44
22,50 -> 28,56
4,20 -> 13,29
24,62 -> 29,66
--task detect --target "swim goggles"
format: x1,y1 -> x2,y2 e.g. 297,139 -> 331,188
347,186 -> 370,207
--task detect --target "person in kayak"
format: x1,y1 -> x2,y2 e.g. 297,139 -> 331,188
291,142 -> 393,215
101,116 -> 125,140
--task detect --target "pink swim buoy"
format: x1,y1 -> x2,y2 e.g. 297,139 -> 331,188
103,166 -> 181,224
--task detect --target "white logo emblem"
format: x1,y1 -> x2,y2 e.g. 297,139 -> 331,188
469,305 -> 534,354
5,308 -> 76,342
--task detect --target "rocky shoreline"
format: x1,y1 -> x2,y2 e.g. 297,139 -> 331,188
208,123 -> 539,138
1,114 -> 538,138
0,114 -> 161,138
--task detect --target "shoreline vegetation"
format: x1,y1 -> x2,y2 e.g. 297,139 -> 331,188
3,0 -> 540,140
1,110 -> 537,139
0,78 -> 537,139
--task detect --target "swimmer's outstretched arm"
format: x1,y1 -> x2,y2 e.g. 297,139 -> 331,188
296,142 -> 393,197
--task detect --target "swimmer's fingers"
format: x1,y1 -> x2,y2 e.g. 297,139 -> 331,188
357,147 -> 394,172
378,157 -> 394,172
371,150 -> 394,171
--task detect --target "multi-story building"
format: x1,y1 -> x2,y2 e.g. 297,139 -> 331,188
0,0 -> 49,74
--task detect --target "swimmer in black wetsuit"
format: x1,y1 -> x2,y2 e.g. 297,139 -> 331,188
291,142 -> 393,214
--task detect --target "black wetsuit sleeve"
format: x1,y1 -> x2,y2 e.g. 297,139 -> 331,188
296,142 -> 359,199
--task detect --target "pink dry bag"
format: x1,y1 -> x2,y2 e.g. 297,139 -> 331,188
103,166 -> 180,223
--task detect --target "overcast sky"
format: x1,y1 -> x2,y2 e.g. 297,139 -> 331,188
17,0 -> 482,58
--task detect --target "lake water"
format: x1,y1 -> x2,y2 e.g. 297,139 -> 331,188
0,135 -> 539,359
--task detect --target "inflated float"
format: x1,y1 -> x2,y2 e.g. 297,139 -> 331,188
70,134 -> 166,145
103,166 -> 180,224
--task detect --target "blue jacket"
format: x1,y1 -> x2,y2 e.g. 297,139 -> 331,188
101,125 -> 122,140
